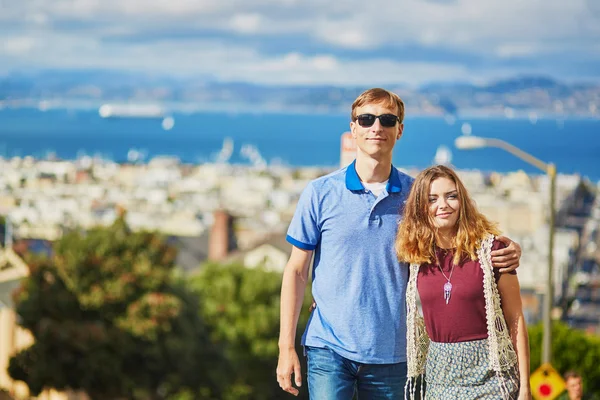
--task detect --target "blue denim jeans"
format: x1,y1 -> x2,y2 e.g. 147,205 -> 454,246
306,346 -> 407,399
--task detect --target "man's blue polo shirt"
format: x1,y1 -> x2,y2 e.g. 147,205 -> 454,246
286,161 -> 414,364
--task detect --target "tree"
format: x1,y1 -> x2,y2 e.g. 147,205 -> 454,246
529,322 -> 600,395
9,219 -> 223,400
190,262 -> 313,400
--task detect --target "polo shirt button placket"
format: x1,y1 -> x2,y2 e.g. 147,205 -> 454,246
368,212 -> 381,226
368,195 -> 383,226
365,191 -> 375,226
374,215 -> 381,226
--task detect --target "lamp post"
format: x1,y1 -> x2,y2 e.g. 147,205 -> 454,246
455,135 -> 556,364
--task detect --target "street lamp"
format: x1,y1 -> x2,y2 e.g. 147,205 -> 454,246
455,135 -> 557,365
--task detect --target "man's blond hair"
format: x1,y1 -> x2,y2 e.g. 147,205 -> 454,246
351,88 -> 405,122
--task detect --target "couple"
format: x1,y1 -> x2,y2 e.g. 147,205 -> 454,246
276,88 -> 531,399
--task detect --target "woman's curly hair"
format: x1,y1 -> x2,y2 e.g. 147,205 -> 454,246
395,165 -> 500,265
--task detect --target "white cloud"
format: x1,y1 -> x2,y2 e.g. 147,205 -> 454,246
311,17 -> 379,49
1,37 -> 38,55
0,0 -> 598,84
5,0 -> 595,48
229,13 -> 263,34
0,30 -> 475,86
24,13 -> 50,26
495,43 -> 544,58
312,55 -> 338,70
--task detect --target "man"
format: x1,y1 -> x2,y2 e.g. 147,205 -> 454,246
276,88 -> 521,398
558,371 -> 596,400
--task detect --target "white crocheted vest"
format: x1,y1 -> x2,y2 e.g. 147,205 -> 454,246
405,234 -> 518,399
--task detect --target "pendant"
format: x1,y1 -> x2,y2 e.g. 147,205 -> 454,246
443,281 -> 452,304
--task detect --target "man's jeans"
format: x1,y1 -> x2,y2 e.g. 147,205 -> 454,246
306,346 -> 407,399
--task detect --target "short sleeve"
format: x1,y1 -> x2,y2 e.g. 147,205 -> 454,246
286,182 -> 320,250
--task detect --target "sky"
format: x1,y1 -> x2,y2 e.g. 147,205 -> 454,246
1,0 -> 599,87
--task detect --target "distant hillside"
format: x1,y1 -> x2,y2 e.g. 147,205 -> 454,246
0,69 -> 598,116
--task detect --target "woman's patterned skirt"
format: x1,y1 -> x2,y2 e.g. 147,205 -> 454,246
425,338 -> 519,399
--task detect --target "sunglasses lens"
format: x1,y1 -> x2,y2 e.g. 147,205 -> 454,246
357,114 -> 375,127
379,115 -> 398,127
357,114 -> 398,127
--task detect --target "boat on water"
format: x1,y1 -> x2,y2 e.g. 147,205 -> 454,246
98,104 -> 165,119
99,104 -> 175,130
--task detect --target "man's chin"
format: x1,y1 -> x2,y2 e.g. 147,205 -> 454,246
358,147 -> 393,158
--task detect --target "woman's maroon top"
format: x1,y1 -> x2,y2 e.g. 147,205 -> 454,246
416,239 -> 512,343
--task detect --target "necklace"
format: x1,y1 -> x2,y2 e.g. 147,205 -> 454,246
437,248 -> 456,305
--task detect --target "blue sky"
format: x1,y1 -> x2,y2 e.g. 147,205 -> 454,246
1,0 -> 599,87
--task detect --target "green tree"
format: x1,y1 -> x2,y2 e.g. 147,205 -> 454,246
190,262 -> 313,400
8,219 -> 223,400
529,322 -> 600,395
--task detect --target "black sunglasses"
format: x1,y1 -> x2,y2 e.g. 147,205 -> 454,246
356,113 -> 399,128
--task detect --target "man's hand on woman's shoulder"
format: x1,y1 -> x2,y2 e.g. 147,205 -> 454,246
491,235 -> 522,273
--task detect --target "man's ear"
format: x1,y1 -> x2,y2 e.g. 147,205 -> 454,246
350,121 -> 357,139
397,123 -> 404,140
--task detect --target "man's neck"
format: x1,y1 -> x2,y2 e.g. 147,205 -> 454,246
354,154 -> 392,184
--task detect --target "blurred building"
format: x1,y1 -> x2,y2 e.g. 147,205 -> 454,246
224,233 -> 292,272
340,132 -> 356,168
467,171 -> 589,325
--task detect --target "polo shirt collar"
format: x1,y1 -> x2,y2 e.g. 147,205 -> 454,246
345,160 -> 402,193
387,165 -> 402,193
345,160 -> 364,191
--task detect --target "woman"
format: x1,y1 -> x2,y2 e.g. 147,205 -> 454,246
396,165 -> 531,399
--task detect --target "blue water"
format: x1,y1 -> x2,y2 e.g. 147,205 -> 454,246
0,108 -> 599,181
